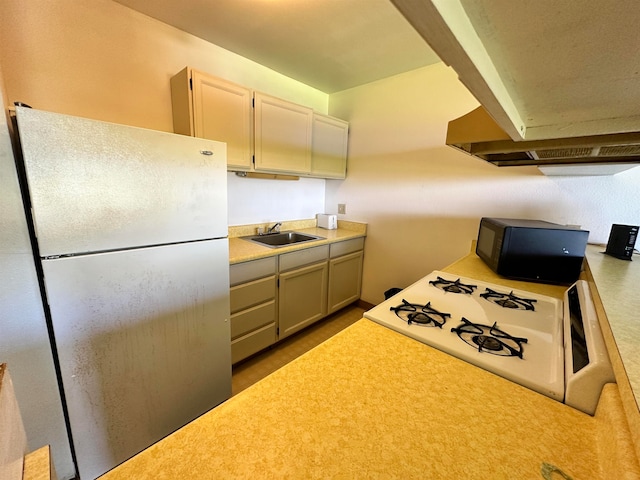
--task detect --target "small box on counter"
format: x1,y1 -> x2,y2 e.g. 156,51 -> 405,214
317,214 -> 337,230
605,224 -> 638,260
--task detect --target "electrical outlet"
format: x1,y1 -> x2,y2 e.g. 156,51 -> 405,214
338,203 -> 346,214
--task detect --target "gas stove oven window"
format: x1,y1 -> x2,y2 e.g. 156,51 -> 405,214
364,271 -> 615,415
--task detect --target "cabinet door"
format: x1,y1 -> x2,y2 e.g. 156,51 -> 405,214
278,261 -> 328,339
328,251 -> 363,314
311,113 -> 349,179
191,70 -> 253,171
254,92 -> 312,174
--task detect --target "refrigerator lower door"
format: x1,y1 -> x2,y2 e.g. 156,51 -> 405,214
42,240 -> 231,479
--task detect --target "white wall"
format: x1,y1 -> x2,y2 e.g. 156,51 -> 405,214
0,0 -> 328,130
227,173 -> 325,225
0,0 -> 328,229
328,63 -> 640,304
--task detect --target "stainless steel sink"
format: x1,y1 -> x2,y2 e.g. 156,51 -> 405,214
242,231 -> 324,248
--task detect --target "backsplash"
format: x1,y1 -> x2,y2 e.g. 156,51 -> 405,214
227,173 -> 325,226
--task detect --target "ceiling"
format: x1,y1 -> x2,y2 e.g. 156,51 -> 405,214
113,0 -> 442,93
114,0 -> 640,146
392,0 -> 640,141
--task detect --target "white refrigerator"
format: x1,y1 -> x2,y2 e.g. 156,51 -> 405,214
14,107 -> 232,479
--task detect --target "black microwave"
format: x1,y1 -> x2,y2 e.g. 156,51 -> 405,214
476,218 -> 589,284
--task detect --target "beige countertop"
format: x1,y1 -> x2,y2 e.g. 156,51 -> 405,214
102,320 -> 600,480
228,219 -> 367,264
584,244 -> 640,459
100,245 -> 640,480
22,446 -> 55,480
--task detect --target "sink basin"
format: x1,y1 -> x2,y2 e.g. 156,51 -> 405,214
242,231 -> 324,248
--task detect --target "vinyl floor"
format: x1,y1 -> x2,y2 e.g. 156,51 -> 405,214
231,304 -> 365,396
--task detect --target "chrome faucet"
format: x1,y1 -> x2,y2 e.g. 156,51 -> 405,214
266,222 -> 282,234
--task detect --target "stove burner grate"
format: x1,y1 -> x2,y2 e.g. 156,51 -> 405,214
479,288 -> 537,311
428,276 -> 477,295
390,300 -> 451,328
451,317 -> 528,357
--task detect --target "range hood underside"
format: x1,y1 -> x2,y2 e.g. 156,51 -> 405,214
454,139 -> 640,167
447,107 -> 640,168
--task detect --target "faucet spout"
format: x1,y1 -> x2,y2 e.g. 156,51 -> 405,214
267,222 -> 282,234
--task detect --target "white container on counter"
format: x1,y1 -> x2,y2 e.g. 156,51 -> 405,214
317,214 -> 337,230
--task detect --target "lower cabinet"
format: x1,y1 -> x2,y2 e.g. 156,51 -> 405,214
328,251 -> 364,314
328,238 -> 365,314
278,260 -> 328,340
229,257 -> 277,364
230,238 -> 364,364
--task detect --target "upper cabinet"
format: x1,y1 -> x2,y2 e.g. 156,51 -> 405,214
170,67 -> 349,178
311,113 -> 349,179
170,67 -> 253,170
254,93 -> 313,175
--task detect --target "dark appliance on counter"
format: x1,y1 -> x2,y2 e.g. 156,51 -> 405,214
605,224 -> 638,260
476,218 -> 589,284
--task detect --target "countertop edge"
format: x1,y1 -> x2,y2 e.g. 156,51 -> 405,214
584,245 -> 640,461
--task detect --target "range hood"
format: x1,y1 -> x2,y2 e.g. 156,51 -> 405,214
388,0 -> 640,175
447,107 -> 640,174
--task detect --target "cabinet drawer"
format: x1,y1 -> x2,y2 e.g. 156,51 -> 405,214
329,237 -> 364,258
230,257 -> 277,286
279,245 -> 329,272
230,275 -> 276,313
230,300 -> 276,339
231,323 -> 277,364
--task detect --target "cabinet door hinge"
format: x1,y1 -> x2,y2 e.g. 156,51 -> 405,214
277,278 -> 280,288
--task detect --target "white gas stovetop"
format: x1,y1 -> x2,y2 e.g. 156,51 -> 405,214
365,271 -> 565,401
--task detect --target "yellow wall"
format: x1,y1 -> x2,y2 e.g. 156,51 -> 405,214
328,63 -> 640,303
0,3 -> 328,477
0,0 -> 327,132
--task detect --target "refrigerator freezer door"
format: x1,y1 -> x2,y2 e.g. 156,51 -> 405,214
42,240 -> 231,479
15,107 -> 228,257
